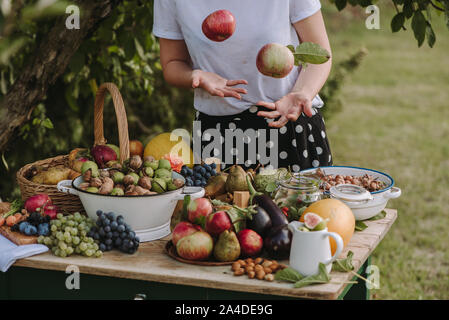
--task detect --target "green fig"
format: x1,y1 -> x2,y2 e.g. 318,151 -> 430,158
110,188 -> 124,196
158,159 -> 172,170
148,160 -> 159,171
152,178 -> 167,193
154,168 -> 171,180
81,161 -> 99,178
213,230 -> 241,262
86,187 -> 99,193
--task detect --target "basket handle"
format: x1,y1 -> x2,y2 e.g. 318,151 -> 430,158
94,83 -> 130,164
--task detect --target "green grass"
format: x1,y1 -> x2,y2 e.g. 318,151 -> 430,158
322,3 -> 449,299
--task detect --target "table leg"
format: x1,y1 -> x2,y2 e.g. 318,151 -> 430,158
339,256 -> 371,300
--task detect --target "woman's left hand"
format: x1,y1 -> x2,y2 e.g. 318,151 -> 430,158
256,92 -> 314,128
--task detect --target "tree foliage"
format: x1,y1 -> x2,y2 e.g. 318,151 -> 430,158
331,0 -> 449,47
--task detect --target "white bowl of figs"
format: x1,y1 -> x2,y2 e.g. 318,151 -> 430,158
301,166 -> 401,221
57,155 -> 204,241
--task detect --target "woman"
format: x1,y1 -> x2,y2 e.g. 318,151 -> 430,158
153,0 -> 332,171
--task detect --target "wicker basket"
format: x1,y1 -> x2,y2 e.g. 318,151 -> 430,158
16,154 -> 85,214
16,83 -> 130,214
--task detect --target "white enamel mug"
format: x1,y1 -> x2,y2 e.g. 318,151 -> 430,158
288,221 -> 344,277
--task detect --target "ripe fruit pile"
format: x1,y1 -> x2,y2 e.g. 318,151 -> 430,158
88,210 -> 140,254
38,212 -> 102,258
180,163 -> 217,187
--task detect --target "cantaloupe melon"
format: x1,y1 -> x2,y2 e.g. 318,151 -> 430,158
144,133 -> 193,168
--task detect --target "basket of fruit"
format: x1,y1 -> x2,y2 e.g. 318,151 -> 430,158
16,154 -> 85,214
56,83 -> 204,242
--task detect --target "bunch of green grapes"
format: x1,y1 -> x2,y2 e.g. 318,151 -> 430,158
37,212 -> 102,258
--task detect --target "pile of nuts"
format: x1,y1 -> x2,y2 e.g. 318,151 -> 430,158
231,258 -> 287,282
316,169 -> 386,192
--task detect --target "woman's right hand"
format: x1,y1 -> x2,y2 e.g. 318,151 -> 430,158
191,70 -> 248,100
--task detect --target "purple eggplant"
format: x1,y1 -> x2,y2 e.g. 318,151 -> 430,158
247,175 -> 288,228
247,206 -> 272,237
263,224 -> 292,259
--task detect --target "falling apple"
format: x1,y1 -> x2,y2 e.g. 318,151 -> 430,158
256,43 -> 294,78
202,9 -> 236,42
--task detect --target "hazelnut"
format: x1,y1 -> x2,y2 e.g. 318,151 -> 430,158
232,262 -> 241,271
248,271 -> 255,279
254,257 -> 263,264
256,270 -> 265,280
264,274 -> 274,282
129,155 -> 143,171
234,268 -> 245,276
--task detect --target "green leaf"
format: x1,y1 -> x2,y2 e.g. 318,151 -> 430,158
368,210 -> 386,221
391,12 -> 405,32
182,195 -> 191,221
134,38 -> 147,61
294,263 -> 331,288
411,10 -> 427,47
355,220 -> 368,231
333,250 -> 355,272
286,45 -> 295,54
294,42 -> 330,65
275,267 -> 304,283
426,22 -> 436,48
41,118 -> 54,129
265,181 -> 277,193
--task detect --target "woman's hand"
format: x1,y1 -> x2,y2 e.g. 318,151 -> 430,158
256,92 -> 314,128
191,70 -> 248,100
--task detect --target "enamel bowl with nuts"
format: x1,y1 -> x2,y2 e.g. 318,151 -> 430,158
300,166 -> 401,220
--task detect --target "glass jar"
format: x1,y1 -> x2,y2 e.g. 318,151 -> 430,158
273,173 -> 322,221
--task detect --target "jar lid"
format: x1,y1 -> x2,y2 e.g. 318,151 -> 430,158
329,184 -> 373,203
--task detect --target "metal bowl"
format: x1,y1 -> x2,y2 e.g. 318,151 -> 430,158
300,166 -> 401,220
57,172 -> 204,241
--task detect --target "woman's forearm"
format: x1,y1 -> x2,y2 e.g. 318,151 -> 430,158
163,60 -> 195,89
292,58 -> 332,100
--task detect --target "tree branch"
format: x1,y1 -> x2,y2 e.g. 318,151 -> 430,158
0,0 -> 122,153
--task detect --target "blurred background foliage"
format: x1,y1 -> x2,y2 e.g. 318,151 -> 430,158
0,0 -> 448,200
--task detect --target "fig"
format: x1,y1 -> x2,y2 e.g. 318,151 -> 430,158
86,187 -> 99,193
112,171 -> 125,184
129,155 -> 143,171
154,168 -> 172,181
304,212 -> 324,230
91,145 -> 117,168
152,178 -> 167,194
81,161 -> 99,178
226,165 -> 248,193
214,230 -> 241,262
138,176 -> 152,190
158,159 -> 172,170
105,144 -> 120,160
110,188 -> 124,196
148,160 -> 159,171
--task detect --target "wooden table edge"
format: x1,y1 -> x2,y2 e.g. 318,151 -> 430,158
12,209 -> 398,300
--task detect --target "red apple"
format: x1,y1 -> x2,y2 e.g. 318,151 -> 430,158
238,229 -> 263,257
172,221 -> 202,246
176,231 -> 214,261
202,9 -> 236,42
205,211 -> 232,236
187,198 -> 213,226
256,43 -> 294,78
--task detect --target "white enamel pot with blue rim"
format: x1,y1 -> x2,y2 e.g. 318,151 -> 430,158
300,166 -> 401,221
57,172 -> 204,242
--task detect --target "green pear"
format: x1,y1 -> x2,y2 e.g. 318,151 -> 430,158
213,230 -> 241,262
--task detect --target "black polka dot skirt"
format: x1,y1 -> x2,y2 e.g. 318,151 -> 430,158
194,105 -> 333,172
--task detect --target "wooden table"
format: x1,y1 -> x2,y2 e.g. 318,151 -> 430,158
2,209 -> 397,300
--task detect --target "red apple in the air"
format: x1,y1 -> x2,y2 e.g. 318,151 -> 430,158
172,221 -> 202,246
256,43 -> 294,78
205,211 -> 232,236
237,229 -> 263,257
202,9 -> 236,42
187,198 -> 213,226
176,231 -> 214,261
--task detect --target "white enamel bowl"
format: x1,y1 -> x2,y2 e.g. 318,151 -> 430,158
300,166 -> 401,220
57,172 -> 204,242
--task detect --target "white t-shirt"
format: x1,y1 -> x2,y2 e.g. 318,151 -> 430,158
153,0 -> 323,116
